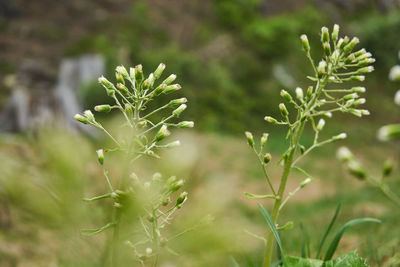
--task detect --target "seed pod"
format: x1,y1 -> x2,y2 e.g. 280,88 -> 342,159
73,114 -> 89,124
95,104 -> 112,113
245,131 -> 254,148
279,103 -> 288,117
154,63 -> 166,79
300,34 -> 310,52
96,149 -> 104,165
321,26 -> 329,43
172,104 -> 187,117
332,24 -> 339,43
263,153 -> 271,164
264,116 -> 278,124
177,121 -> 194,128
162,74 -> 177,85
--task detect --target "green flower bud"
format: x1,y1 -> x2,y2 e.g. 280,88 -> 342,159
94,104 -> 112,113
143,73 -> 155,89
96,149 -> 104,165
350,75 -> 365,81
343,37 -> 359,54
116,65 -> 129,81
125,104 -> 133,118
295,87 -> 304,100
154,63 -> 166,80
145,248 -> 153,255
177,121 -> 194,128
161,197 -> 170,206
129,67 -> 135,82
264,116 -> 278,124
332,24 -> 339,43
138,120 -> 147,128
280,89 -> 292,102
245,131 -> 254,148
167,176 -> 177,185
115,72 -> 124,84
347,160 -> 366,180
352,98 -> 366,106
263,153 -> 271,164
260,133 -> 269,147
357,66 -> 374,74
339,36 -> 350,50
165,140 -> 181,148
323,42 -> 331,56
316,118 -> 325,131
279,103 -> 288,117
176,191 -> 188,208
73,114 -> 89,124
163,84 -> 181,94
300,177 -> 311,188
383,158 -> 394,177
333,132 -> 347,140
345,53 -> 356,64
321,26 -> 329,43
155,125 -> 170,141
168,97 -> 187,107
354,48 -> 366,57
84,110 -> 95,123
377,124 -> 400,141
134,64 -> 144,85
348,109 -> 362,117
352,87 -> 366,93
336,146 -> 353,162
154,83 -> 167,95
172,104 -> 187,117
394,90 -> 400,106
116,83 -> 129,94
162,74 -> 177,85
170,179 -> 184,192
344,93 -> 358,100
317,60 -> 327,77
98,76 -> 115,97
300,34 -> 310,52
306,86 -> 313,99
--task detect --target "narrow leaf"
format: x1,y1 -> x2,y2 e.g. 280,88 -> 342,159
244,192 -> 277,199
83,193 -> 112,202
258,204 -> 284,257
316,203 -> 341,259
324,218 -> 381,261
81,222 -> 115,236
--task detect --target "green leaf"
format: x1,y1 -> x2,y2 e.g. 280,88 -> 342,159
324,218 -> 381,261
283,256 -> 323,267
283,251 -> 368,267
81,222 -> 115,236
83,193 -> 112,202
244,192 -> 277,199
316,203 -> 341,259
258,204 -> 284,257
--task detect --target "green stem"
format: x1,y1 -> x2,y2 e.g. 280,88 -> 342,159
110,209 -> 122,266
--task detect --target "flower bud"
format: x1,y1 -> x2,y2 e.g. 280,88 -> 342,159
345,53 -> 356,64
300,34 -> 310,52
163,84 -> 181,94
125,104 -> 133,118
154,63 -> 166,79
143,73 -> 155,89
166,176 -> 177,185
323,42 -> 331,55
332,24 -> 339,42
280,89 -> 292,102
336,146 -> 353,162
321,26 -> 329,43
153,83 -> 167,95
350,75 -> 365,82
263,153 -> 271,164
177,121 -> 194,128
264,116 -> 278,124
306,86 -> 313,99
170,179 -> 184,192
279,103 -> 288,117
260,133 -> 269,147
115,72 -> 124,84
146,248 -> 153,255
317,61 -> 326,77
377,124 -> 400,141
96,149 -> 104,165
129,67 -> 135,81
383,158 -> 394,177
176,191 -> 188,207
138,120 -> 147,128
73,114 -> 89,124
295,87 -> 303,100
339,36 -> 350,50
343,37 -> 359,54
317,119 -> 325,131
245,131 -> 254,148
360,109 -> 370,116
165,140 -> 181,148
116,65 -> 129,81
333,132 -> 347,140
134,64 -> 144,85
300,178 -> 311,188
352,87 -> 366,93
95,104 -> 112,113
394,90 -> 400,106
116,83 -> 129,94
168,98 -> 187,108
348,109 -> 362,117
162,74 -> 177,85
354,48 -> 366,58
98,76 -> 115,97
352,98 -> 366,106
155,125 -> 170,141
84,110 -> 95,123
347,160 -> 366,180
172,104 -> 187,117
344,93 -> 358,100
152,172 -> 162,182
357,66 -> 374,74
161,197 -> 170,206
389,65 -> 400,81
323,111 -> 332,118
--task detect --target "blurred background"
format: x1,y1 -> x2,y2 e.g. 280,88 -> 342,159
0,0 -> 400,266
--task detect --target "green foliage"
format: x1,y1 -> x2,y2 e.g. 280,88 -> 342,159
283,251 -> 368,267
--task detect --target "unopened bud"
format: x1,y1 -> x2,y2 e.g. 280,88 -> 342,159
154,63 -> 166,79
336,146 -> 353,162
73,114 -> 89,124
300,34 -> 310,52
295,87 -> 303,100
383,158 -> 394,177
98,76 -> 115,97
300,178 -> 311,188
317,119 -> 325,131
84,110 -> 95,122
317,61 -> 327,77
153,83 -> 167,95
129,67 -> 135,81
350,75 -> 365,82
116,65 -> 129,80
95,104 -> 112,113
323,42 -> 331,55
306,86 -> 313,99
245,131 -> 254,148
162,74 -> 177,85
155,125 -> 170,141
115,72 -> 124,84
146,248 -> 153,255
353,98 -> 366,106
177,121 -> 194,128
354,48 -> 366,58
170,179 -> 184,192
394,90 -> 400,106
143,73 -> 155,89
168,98 -> 187,107
332,24 -> 339,42
172,104 -> 187,117
176,191 -> 188,207
377,124 -> 400,141
279,103 -> 289,117
357,66 -> 374,74
116,83 -> 129,94
165,140 -> 181,148
389,65 -> 400,82
343,37 -> 359,54
260,133 -> 269,147
321,26 -> 329,43
333,132 -> 347,140
125,104 -> 133,118
96,149 -> 104,165
344,93 -> 358,100
264,116 -> 278,124
134,64 -> 143,84
263,153 -> 271,164
352,87 -> 366,93
280,90 -> 292,102
163,84 -> 181,94
347,160 -> 366,180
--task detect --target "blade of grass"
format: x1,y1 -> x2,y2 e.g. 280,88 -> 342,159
258,204 -> 284,258
324,218 -> 381,261
316,203 -> 341,259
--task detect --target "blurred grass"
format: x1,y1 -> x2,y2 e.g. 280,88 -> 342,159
0,122 -> 398,266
